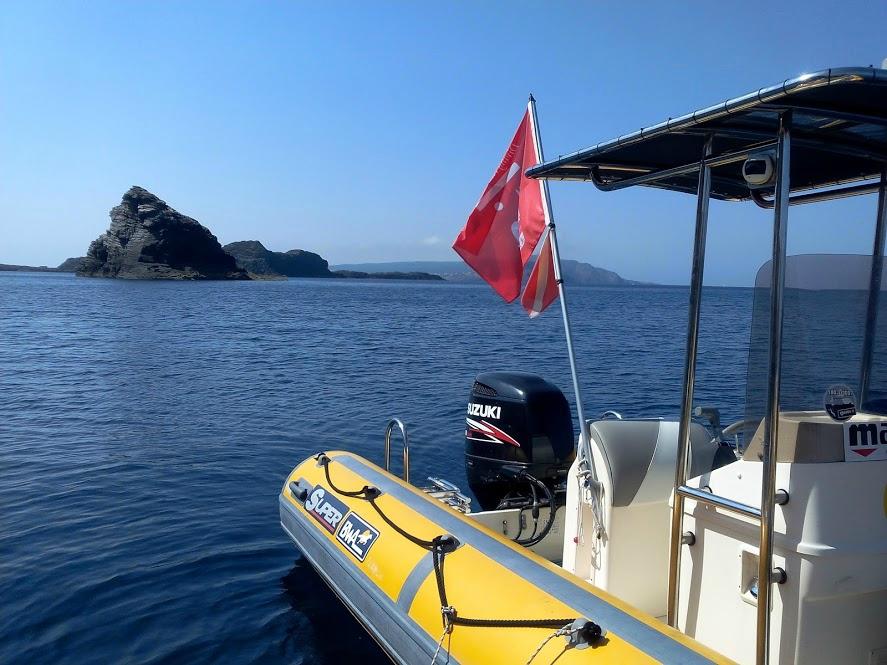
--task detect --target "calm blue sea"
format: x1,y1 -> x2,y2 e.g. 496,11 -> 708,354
0,273 -> 752,664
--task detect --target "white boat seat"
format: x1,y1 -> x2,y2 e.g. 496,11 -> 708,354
589,419 -> 735,507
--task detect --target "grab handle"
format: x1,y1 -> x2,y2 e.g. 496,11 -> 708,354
384,418 -> 410,483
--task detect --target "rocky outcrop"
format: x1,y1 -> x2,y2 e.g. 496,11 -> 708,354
223,241 -> 332,277
56,257 -> 86,272
224,241 -> 445,280
77,187 -> 249,280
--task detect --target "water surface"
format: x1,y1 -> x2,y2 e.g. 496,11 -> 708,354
0,273 -> 751,663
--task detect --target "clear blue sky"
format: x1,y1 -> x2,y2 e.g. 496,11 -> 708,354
2,2 -> 886,285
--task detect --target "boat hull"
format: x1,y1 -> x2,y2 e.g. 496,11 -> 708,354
280,451 -> 731,664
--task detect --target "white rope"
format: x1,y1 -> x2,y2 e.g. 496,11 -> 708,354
525,623 -> 573,665
430,625 -> 450,664
577,462 -> 606,542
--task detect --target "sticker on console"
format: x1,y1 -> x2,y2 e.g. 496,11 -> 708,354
824,384 -> 857,422
843,422 -> 887,462
304,485 -> 349,533
336,512 -> 380,562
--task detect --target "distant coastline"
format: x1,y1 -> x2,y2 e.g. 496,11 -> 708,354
0,259 -> 82,273
1,257 -> 647,287
3,186 -> 646,285
333,260 -> 649,287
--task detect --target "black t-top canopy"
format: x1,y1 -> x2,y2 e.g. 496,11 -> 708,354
527,67 -> 887,201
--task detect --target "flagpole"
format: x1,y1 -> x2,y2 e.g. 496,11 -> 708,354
527,95 -> 598,486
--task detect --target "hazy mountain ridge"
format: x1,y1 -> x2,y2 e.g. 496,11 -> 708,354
332,260 -> 646,286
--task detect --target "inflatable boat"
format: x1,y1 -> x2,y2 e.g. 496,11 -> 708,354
280,449 -> 728,664
282,67 -> 887,664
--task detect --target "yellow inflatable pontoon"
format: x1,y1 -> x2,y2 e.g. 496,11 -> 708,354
279,451 -> 730,664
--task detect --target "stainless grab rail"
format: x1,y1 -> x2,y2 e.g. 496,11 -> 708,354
675,485 -> 761,521
677,485 -> 789,520
384,418 -> 410,483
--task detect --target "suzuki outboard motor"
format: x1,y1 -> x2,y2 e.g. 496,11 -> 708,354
464,372 -> 575,512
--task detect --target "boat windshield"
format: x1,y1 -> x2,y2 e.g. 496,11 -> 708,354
743,254 -> 887,436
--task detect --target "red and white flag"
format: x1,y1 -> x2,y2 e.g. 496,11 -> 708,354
521,231 -> 559,317
452,108 -> 546,302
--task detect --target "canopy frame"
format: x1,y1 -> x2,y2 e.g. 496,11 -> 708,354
527,67 -> 887,204
527,67 -> 887,665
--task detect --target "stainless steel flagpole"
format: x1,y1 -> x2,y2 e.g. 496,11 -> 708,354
527,95 -> 598,485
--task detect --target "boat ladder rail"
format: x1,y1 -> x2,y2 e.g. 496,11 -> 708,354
384,418 -> 410,483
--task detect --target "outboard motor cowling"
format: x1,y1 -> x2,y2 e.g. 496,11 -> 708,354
464,372 -> 575,511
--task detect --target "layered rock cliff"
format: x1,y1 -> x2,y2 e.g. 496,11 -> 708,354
77,187 -> 249,280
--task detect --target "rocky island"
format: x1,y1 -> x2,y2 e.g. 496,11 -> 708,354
68,186 -> 442,281
224,240 -> 443,281
77,187 -> 249,280
223,241 -> 332,278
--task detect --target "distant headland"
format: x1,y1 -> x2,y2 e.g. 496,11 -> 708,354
1,186 -> 642,285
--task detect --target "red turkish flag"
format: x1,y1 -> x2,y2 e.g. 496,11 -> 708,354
521,231 -> 558,318
452,108 -> 546,302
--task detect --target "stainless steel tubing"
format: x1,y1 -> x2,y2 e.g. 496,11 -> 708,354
675,485 -> 762,521
750,180 -> 882,208
591,143 -> 773,192
860,169 -> 887,405
666,135 -> 713,627
756,110 -> 792,665
384,418 -> 410,483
